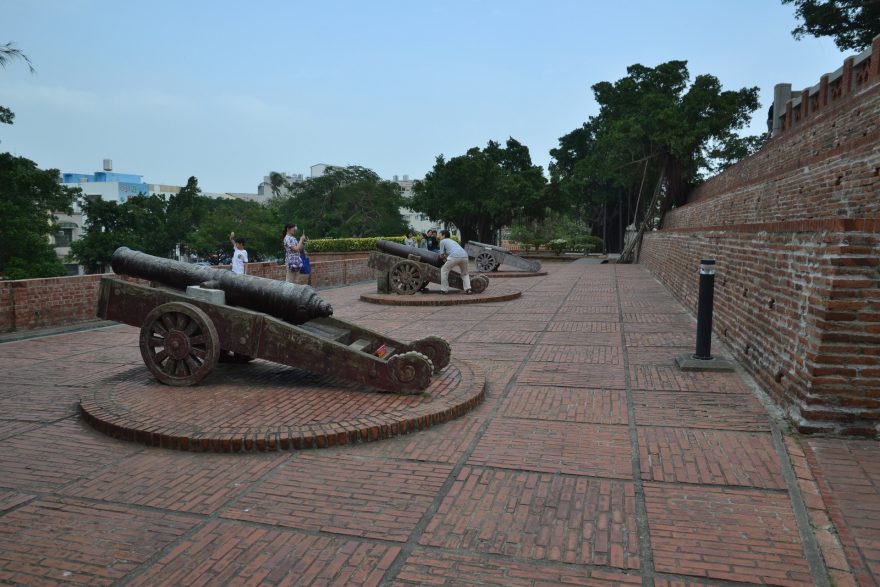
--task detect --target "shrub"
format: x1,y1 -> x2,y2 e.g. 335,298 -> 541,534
585,235 -> 604,253
548,239 -> 568,255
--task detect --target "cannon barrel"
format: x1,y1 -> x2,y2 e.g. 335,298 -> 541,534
110,247 -> 333,324
467,241 -> 507,252
376,240 -> 444,268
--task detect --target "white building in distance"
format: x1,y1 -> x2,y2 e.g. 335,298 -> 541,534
55,160 -> 183,273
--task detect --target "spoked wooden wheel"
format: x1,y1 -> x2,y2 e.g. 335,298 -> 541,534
139,302 -> 220,386
475,252 -> 497,272
390,260 -> 426,295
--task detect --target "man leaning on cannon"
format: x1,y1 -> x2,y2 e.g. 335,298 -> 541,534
437,230 -> 472,295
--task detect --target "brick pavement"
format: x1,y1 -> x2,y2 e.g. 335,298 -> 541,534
0,262 -> 877,585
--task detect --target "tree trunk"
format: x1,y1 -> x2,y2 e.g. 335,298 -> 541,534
476,218 -> 495,245
665,156 -> 687,208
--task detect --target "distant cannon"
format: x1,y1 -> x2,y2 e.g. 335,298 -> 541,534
99,247 -> 450,393
370,240 -> 489,295
464,241 -> 542,273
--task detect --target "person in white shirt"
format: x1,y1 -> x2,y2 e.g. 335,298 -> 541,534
437,229 -> 472,294
229,233 -> 248,275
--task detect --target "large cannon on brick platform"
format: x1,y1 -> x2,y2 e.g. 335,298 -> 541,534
97,247 -> 451,393
464,241 -> 542,273
369,240 -> 489,295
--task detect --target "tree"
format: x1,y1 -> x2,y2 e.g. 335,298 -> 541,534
70,187 -> 279,270
783,0 -> 880,51
68,196 -> 127,273
549,61 -> 760,252
508,209 -> 593,252
272,166 -> 407,239
125,194 -> 173,256
68,192 -> 171,272
0,153 -> 79,279
165,176 -> 205,255
189,198 -> 278,263
410,138 -> 549,244
267,172 -> 289,198
1,42 -> 35,130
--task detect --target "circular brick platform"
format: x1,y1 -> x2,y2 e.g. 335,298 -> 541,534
482,270 -> 547,278
360,287 -> 521,306
80,359 -> 484,452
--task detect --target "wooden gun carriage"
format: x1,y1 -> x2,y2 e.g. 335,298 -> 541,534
464,241 -> 542,273
97,247 -> 451,393
369,240 -> 489,295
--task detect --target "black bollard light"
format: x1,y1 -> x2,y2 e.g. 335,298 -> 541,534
676,259 -> 733,372
693,259 -> 716,360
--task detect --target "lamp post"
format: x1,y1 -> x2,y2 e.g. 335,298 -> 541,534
694,259 -> 715,360
675,258 -> 734,372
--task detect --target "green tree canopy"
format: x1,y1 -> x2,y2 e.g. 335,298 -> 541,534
410,138 -> 549,244
189,197 -> 279,263
70,188 -> 280,270
508,209 -> 593,252
783,0 -> 880,51
272,166 -> 407,239
68,193 -> 171,273
549,60 -> 760,251
0,153 -> 78,279
165,176 -> 205,254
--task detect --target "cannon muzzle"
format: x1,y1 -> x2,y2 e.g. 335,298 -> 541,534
376,240 -> 444,268
110,247 -> 332,324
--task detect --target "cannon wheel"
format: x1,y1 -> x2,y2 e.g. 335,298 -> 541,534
470,275 -> 490,294
139,302 -> 220,386
390,260 -> 426,295
387,351 -> 434,393
410,335 -> 451,373
475,252 -> 497,273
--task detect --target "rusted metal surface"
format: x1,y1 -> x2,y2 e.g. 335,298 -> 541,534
368,250 -> 489,295
111,246 -> 332,324
376,240 -> 444,267
464,241 -> 542,273
97,275 -> 445,394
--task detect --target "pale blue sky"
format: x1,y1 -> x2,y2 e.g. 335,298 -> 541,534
1,0 -> 850,193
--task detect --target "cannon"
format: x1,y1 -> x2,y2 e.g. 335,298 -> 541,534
464,241 -> 542,273
370,240 -> 489,295
111,247 -> 332,324
98,247 -> 451,393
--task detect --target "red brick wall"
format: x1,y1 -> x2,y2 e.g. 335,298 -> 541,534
0,275 -> 104,332
0,284 -> 13,333
0,252 -> 373,335
639,48 -> 880,437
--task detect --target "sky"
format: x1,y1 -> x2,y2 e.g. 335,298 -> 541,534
1,0 -> 853,194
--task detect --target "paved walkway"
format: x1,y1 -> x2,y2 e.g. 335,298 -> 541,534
0,261 -> 877,586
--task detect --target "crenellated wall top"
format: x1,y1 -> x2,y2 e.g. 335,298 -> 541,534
771,34 -> 880,137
